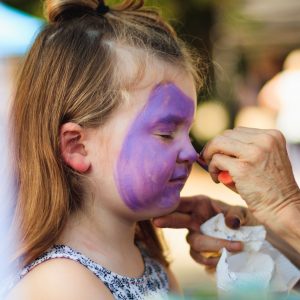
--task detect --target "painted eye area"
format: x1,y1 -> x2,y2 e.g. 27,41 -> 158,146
151,122 -> 177,141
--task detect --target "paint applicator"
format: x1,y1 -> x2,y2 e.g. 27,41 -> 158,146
217,170 -> 233,185
196,152 -> 234,186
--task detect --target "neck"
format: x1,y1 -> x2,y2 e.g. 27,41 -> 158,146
57,204 -> 143,276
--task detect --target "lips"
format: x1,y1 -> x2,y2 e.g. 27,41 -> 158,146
169,167 -> 191,183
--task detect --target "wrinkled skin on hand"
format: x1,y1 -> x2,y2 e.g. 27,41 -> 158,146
154,128 -> 300,268
153,195 -> 257,267
202,127 -> 300,228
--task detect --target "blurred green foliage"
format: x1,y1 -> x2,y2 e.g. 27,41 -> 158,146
2,0 -> 43,17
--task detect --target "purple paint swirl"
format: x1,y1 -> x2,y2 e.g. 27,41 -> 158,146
115,83 -> 197,211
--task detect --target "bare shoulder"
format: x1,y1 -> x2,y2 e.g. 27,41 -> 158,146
6,258 -> 114,300
165,267 -> 182,295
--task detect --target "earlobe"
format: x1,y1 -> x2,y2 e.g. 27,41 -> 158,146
60,123 -> 91,173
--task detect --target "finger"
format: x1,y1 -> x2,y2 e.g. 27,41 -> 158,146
202,135 -> 245,163
190,249 -> 219,267
265,129 -> 286,146
176,195 -> 212,213
173,195 -> 217,224
186,232 -> 243,253
154,196 -> 223,231
210,199 -> 231,214
218,128 -> 277,148
224,206 -> 248,229
235,127 -> 267,134
174,196 -> 199,213
153,212 -> 196,230
222,129 -> 258,144
235,127 -> 286,148
208,153 -> 240,183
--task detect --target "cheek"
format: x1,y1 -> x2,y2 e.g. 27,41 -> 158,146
114,132 -> 178,211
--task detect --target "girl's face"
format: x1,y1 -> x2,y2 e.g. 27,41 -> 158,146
115,83 -> 197,212
88,65 -> 197,219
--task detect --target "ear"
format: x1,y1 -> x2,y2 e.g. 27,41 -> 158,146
59,122 -> 91,173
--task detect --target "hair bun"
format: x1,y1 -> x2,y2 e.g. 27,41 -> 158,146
45,0 -> 100,23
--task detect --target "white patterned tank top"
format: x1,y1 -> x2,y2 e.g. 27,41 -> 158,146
19,245 -> 170,300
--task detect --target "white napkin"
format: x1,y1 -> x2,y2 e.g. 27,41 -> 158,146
200,213 -> 300,292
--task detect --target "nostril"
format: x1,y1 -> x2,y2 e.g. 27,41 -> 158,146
177,147 -> 198,163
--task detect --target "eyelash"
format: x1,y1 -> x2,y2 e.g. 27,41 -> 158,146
156,132 -> 193,142
158,133 -> 174,140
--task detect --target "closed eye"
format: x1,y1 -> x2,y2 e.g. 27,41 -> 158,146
156,133 -> 174,140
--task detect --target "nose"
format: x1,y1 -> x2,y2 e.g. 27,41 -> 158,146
177,138 -> 198,164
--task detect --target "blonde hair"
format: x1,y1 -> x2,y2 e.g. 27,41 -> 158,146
10,0 -> 204,268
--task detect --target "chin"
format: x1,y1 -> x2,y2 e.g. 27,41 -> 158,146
136,196 -> 181,221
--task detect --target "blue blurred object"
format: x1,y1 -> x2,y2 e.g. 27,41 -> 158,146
0,2 -> 43,57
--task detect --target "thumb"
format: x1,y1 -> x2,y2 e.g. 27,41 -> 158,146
224,206 -> 248,229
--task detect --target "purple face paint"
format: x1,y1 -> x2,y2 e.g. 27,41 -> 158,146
115,83 -> 198,211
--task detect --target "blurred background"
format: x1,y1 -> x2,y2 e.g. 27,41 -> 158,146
1,0 -> 300,296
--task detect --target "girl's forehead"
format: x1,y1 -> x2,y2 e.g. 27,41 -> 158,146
118,49 -> 196,102
135,83 -> 196,128
116,54 -> 197,124
149,83 -> 195,114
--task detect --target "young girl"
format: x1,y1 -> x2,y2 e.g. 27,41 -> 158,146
7,0 -> 203,299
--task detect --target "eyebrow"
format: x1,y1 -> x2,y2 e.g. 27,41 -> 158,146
155,115 -> 186,125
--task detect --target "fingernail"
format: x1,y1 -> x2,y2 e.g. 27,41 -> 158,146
196,154 -> 209,171
226,216 -> 241,229
199,145 -> 206,158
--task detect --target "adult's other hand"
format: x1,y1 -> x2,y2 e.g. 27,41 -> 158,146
153,195 -> 256,267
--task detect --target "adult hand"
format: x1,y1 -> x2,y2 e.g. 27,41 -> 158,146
153,195 -> 256,267
202,127 -> 300,226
